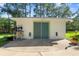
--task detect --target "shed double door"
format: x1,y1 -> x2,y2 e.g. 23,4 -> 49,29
34,22 -> 49,39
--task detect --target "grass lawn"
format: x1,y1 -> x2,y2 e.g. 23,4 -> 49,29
0,34 -> 15,39
0,34 -> 15,46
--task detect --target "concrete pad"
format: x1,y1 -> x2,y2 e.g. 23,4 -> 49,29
0,39 -> 79,56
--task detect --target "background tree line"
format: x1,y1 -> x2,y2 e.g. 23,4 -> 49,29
0,3 -> 79,33
0,3 -> 72,18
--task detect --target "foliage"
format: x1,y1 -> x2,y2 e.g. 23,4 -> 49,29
65,31 -> 79,43
34,3 -> 72,18
0,3 -> 72,18
1,3 -> 29,17
66,19 -> 79,31
66,7 -> 79,32
0,18 -> 16,33
65,31 -> 79,39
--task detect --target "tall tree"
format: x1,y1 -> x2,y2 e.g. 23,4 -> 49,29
1,3 -> 72,18
60,3 -> 72,18
1,3 -> 29,17
45,3 -> 56,17
34,3 -> 41,17
33,3 -> 72,18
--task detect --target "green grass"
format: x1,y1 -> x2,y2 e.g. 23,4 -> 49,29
0,34 -> 15,46
65,31 -> 79,39
0,34 -> 15,39
0,38 -> 8,46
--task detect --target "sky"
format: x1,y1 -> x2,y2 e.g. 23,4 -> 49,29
69,3 -> 79,13
0,3 -> 79,18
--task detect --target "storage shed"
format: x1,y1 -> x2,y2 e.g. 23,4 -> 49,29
12,18 -> 68,40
